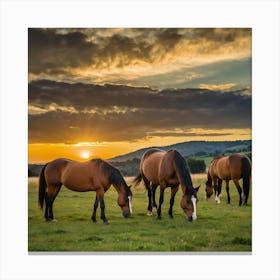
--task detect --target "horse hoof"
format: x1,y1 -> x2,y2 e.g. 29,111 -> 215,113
147,211 -> 153,216
152,207 -> 157,214
169,215 -> 173,219
103,221 -> 110,225
156,216 -> 161,220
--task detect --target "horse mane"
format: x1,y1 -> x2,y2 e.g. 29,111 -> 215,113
92,158 -> 129,191
171,150 -> 194,195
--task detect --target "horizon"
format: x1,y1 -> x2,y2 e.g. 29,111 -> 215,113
28,28 -> 252,163
28,138 -> 252,164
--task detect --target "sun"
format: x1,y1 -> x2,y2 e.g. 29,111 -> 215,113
80,150 -> 91,159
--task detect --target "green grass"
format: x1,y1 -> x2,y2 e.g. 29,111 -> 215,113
28,175 -> 252,252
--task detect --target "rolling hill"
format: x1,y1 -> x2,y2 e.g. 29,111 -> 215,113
109,140 -> 251,162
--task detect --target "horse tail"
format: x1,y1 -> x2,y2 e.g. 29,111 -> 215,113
38,163 -> 48,210
133,172 -> 142,187
241,156 -> 251,199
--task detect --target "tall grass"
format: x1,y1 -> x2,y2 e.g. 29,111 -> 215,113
28,175 -> 251,252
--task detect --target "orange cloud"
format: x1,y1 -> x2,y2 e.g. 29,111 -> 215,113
199,83 -> 237,91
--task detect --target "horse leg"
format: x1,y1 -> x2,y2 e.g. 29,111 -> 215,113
168,185 -> 179,219
157,183 -> 166,220
143,177 -> 152,216
96,188 -> 109,224
45,184 -> 61,222
233,179 -> 242,206
216,179 -> 222,203
147,187 -> 153,216
242,179 -> 250,206
151,184 -> 158,214
225,180 -> 231,204
91,195 -> 99,223
213,177 -> 220,204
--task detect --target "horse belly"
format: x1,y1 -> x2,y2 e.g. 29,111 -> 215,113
63,176 -> 94,191
213,158 -> 230,180
142,165 -> 160,184
61,164 -> 95,192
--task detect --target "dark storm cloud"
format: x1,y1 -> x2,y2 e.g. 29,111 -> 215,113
28,80 -> 251,143
28,28 -> 251,76
28,29 -> 98,74
29,28 -> 154,74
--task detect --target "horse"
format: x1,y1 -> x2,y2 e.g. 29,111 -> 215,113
133,149 -> 200,222
38,158 -> 132,224
205,153 -> 251,206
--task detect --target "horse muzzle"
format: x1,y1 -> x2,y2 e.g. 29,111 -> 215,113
187,215 -> 193,222
122,210 -> 131,218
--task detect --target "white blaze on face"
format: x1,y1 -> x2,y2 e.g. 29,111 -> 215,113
191,195 -> 197,221
128,196 -> 132,214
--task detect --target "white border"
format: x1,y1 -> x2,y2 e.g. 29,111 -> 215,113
1,0 -> 279,279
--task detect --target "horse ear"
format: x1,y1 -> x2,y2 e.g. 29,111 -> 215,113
195,185 -> 200,192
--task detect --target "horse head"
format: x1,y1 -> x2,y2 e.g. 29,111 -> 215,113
180,186 -> 200,222
117,185 -> 133,218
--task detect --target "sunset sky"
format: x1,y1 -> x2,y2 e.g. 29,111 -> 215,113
28,28 -> 252,163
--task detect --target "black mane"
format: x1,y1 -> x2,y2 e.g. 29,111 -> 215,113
171,150 -> 195,195
92,158 -> 129,191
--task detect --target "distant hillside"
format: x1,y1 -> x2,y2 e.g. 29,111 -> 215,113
28,140 -> 251,177
109,140 -> 252,162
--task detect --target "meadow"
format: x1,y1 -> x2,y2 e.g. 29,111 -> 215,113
28,175 -> 252,252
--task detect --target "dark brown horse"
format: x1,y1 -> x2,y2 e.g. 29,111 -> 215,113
134,149 -> 200,221
205,153 -> 251,206
38,158 -> 132,224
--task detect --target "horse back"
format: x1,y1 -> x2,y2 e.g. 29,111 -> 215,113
210,157 -> 232,180
158,150 -> 180,185
61,160 -> 110,191
141,149 -> 166,185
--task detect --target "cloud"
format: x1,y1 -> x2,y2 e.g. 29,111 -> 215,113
28,80 -> 252,143
199,83 -> 237,91
28,28 -> 252,85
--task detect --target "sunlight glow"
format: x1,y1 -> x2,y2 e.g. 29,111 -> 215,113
80,150 -> 91,159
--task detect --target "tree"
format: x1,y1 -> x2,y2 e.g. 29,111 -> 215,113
187,158 -> 206,174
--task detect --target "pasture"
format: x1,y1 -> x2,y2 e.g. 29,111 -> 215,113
28,175 -> 252,252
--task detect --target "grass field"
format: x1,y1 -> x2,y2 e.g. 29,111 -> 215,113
28,175 -> 252,252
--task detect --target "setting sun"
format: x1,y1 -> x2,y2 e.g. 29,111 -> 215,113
80,150 -> 91,159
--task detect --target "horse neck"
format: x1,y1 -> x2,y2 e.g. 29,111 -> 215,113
110,170 -> 128,196
173,155 -> 194,195
206,170 -> 212,184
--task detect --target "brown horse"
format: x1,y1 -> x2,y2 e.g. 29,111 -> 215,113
205,153 -> 251,206
134,149 -> 200,221
38,158 -> 132,224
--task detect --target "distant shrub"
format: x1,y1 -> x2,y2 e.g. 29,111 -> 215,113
187,158 -> 206,174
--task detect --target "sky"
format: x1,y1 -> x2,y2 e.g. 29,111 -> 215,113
28,28 -> 252,163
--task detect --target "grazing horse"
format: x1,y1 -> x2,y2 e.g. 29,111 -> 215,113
134,149 -> 200,221
38,158 -> 132,224
205,154 -> 251,206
